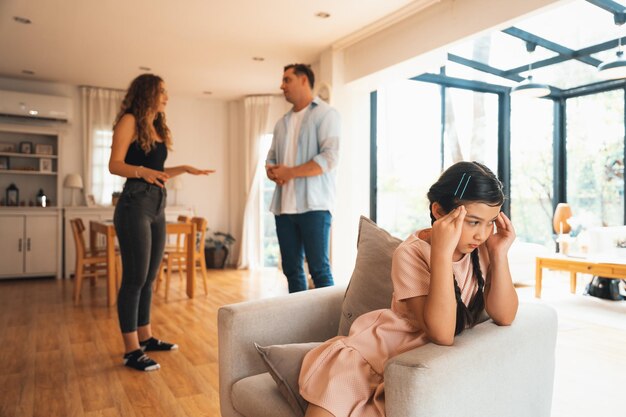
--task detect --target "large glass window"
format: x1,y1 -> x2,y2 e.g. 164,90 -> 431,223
566,90 -> 625,226
510,97 -> 554,245
376,80 -> 442,239
443,88 -> 499,172
376,81 -> 500,239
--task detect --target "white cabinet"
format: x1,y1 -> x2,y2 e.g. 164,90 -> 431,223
0,123 -> 63,280
0,210 -> 60,279
0,216 -> 24,276
63,206 -> 194,278
0,123 -> 62,208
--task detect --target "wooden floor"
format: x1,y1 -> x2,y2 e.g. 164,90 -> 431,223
0,269 -> 289,417
0,269 -> 624,417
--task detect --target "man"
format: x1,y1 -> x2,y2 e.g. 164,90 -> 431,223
266,63 -> 340,293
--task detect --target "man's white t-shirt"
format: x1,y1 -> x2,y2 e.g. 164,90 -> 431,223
280,107 -> 307,213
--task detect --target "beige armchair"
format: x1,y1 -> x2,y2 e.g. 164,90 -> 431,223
218,217 -> 558,417
218,287 -> 557,417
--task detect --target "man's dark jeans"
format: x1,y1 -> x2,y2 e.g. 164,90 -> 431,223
275,210 -> 334,293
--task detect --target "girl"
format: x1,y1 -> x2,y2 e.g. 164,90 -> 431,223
109,74 -> 214,371
299,161 -> 518,416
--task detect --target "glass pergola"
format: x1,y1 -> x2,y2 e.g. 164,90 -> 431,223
371,0 -> 626,246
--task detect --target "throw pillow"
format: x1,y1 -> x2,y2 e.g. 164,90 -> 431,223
337,216 -> 402,335
254,341 -> 322,417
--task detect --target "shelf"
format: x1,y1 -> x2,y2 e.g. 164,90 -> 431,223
0,151 -> 58,159
0,169 -> 57,176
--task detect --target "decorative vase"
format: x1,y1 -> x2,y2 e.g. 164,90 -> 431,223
553,203 -> 573,235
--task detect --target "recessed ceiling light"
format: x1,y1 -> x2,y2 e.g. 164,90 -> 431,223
22,70 -> 35,75
139,66 -> 151,71
252,57 -> 265,62
14,16 -> 32,24
203,91 -> 213,95
315,12 -> 331,19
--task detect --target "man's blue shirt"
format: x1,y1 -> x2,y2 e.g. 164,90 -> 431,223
266,97 -> 340,215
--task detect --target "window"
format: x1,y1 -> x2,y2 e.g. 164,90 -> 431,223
566,90 -> 625,227
443,88 -> 498,172
259,134 -> 280,267
91,129 -> 124,205
376,80 -> 442,239
510,97 -> 554,245
375,80 -> 500,239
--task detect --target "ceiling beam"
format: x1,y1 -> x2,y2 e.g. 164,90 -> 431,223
504,35 -> 626,76
503,27 -> 601,68
447,54 -> 523,82
586,0 -> 626,16
412,73 -> 511,94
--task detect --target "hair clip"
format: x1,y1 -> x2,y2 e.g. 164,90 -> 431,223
453,173 -> 472,200
453,173 -> 466,196
459,175 -> 471,200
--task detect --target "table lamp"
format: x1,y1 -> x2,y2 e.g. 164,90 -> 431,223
553,203 -> 573,235
64,173 -> 83,206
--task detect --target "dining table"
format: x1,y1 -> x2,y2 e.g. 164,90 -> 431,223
89,220 -> 197,306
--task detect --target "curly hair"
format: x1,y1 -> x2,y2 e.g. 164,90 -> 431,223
114,74 -> 172,153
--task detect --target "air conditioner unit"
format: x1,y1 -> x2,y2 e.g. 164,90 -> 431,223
0,90 -> 72,123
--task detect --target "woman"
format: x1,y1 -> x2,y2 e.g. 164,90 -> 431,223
109,74 -> 214,371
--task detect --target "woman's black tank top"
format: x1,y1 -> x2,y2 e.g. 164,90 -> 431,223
124,140 -> 167,172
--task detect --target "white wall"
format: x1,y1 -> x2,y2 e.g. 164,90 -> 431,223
165,96 -> 229,232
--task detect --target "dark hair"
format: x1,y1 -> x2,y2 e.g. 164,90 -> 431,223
114,73 -> 172,153
427,161 -> 504,335
284,63 -> 315,89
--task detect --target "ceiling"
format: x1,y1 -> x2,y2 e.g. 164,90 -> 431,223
0,0 -> 422,99
442,0 -> 626,93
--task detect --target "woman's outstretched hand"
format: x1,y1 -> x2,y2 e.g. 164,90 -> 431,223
431,206 -> 466,259
186,166 -> 216,175
485,212 -> 516,257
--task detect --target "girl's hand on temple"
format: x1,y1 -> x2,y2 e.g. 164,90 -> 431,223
431,206 -> 466,259
485,212 -> 516,257
186,166 -> 216,175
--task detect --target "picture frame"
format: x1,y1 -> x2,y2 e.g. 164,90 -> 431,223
19,141 -> 33,154
86,194 -> 96,207
0,156 -> 8,170
39,158 -> 53,173
35,144 -> 54,155
0,142 -> 16,153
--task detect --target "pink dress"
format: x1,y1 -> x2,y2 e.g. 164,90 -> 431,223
298,230 -> 488,417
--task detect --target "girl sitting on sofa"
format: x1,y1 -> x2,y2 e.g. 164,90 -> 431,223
299,161 -> 519,417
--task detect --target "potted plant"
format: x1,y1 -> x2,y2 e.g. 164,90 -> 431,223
204,230 -> 236,269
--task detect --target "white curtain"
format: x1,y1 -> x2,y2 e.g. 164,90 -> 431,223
80,87 -> 125,202
236,96 -> 272,269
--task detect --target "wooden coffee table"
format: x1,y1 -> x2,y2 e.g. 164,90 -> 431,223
535,255 -> 626,298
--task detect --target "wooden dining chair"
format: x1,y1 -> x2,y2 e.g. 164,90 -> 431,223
70,218 -> 120,305
156,215 -> 190,298
160,216 -> 209,300
190,216 -> 209,294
